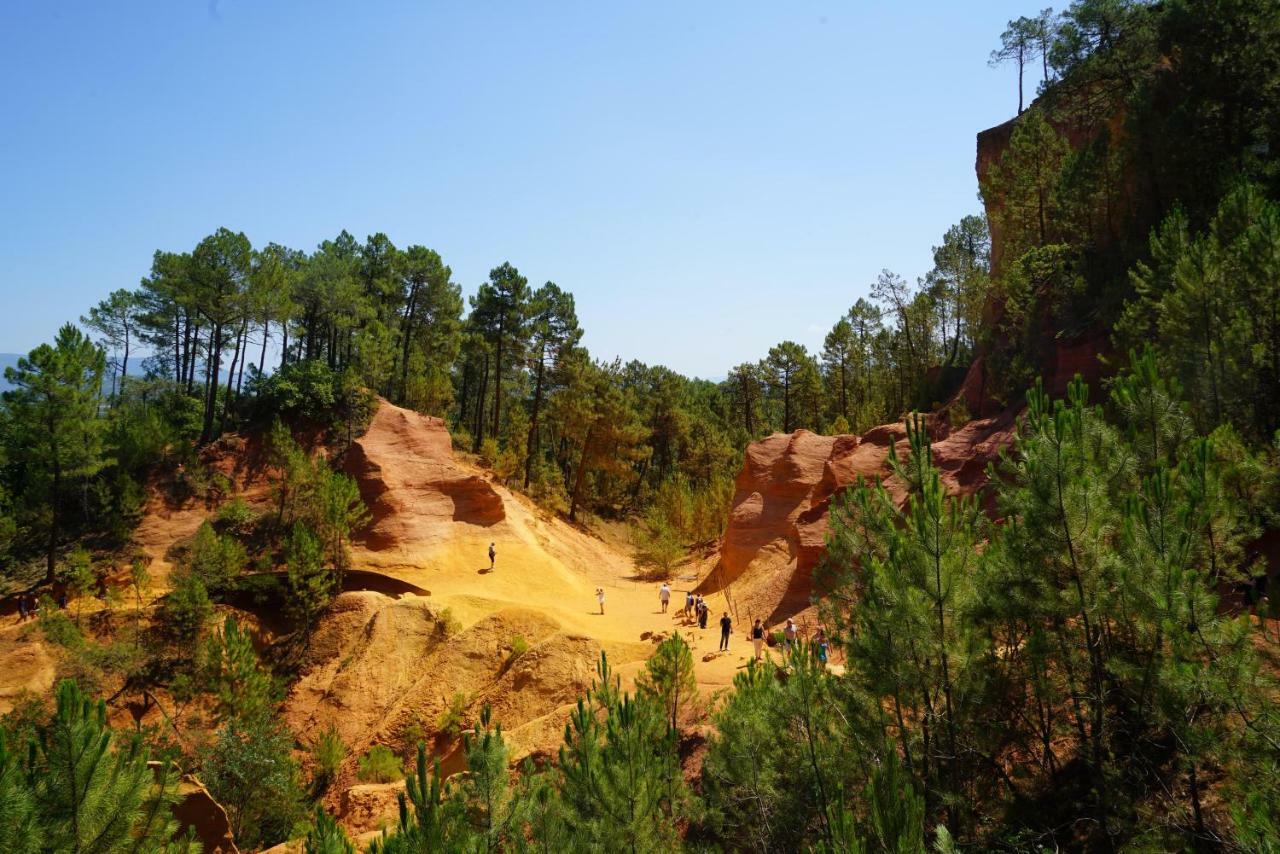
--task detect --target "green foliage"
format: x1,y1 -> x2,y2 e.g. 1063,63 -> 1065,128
705,648 -> 865,851
312,469 -> 369,580
436,691 -> 469,740
358,744 -> 405,784
159,568 -> 212,652
285,522 -> 334,639
504,634 -> 530,672
1117,183 -> 1280,438
637,633 -> 699,731
38,595 -> 85,650
205,712 -> 305,848
437,607 -> 462,639
310,725 -> 348,794
185,520 -> 247,594
2,323 -> 107,582
367,744 -> 468,853
216,496 -> 258,534
558,653 -> 688,852
203,616 -> 275,723
305,806 -> 356,854
1,680 -> 194,854
456,704 -> 518,848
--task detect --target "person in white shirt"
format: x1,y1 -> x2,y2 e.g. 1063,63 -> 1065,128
659,583 -> 671,613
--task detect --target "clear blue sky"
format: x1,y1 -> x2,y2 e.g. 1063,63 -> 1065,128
0,1 -> 1040,379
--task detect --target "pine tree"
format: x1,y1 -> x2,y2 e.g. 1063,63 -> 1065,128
204,616 -> 275,723
0,732 -> 37,854
368,743 -> 471,853
3,323 -> 107,583
457,704 -> 516,851
286,522 -> 334,642
637,633 -> 698,731
312,470 -> 369,587
34,680 -> 191,854
559,653 -> 686,852
305,806 -> 356,854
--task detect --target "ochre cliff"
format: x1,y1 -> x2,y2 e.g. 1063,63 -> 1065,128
701,412 -> 1017,627
344,403 -> 505,555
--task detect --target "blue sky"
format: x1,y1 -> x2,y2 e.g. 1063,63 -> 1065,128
0,1 -> 1040,379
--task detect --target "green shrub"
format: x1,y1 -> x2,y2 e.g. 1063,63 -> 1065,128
436,692 -> 469,740
436,607 -> 461,638
186,521 -> 247,594
38,597 -> 84,650
311,725 -> 347,792
504,635 -> 530,672
216,497 -> 258,534
160,569 -> 212,650
357,744 -> 403,783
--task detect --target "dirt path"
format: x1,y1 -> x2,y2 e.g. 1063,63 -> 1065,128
349,484 -> 759,698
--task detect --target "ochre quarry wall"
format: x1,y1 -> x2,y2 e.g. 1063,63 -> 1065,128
343,403 -> 505,556
702,412 -> 1017,627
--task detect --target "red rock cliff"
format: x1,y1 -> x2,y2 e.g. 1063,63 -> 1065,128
344,402 -> 505,554
703,412 -> 1017,627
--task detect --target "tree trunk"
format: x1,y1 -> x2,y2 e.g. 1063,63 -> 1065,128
201,322 -> 223,445
525,345 -> 546,488
491,320 -> 504,439
223,319 -> 247,425
235,320 -> 250,396
473,355 -> 488,454
45,454 -> 60,585
259,320 -> 270,378
399,286 -> 419,403
569,424 -> 595,522
119,321 -> 130,403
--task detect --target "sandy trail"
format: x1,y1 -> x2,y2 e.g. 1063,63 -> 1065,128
348,482 -> 755,697
339,401 -> 762,697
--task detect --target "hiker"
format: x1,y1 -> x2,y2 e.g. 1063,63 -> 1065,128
698,601 -> 709,630
684,591 -> 694,617
751,619 -> 765,661
815,628 -> 829,665
596,587 -> 605,615
488,542 -> 496,570
719,612 -> 732,651
17,594 -> 28,622
659,582 -> 670,613
783,617 -> 798,652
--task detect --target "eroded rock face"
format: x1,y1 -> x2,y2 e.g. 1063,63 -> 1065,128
340,781 -> 406,835
169,772 -> 238,854
284,591 -> 601,814
345,403 -> 505,554
705,412 -> 1017,625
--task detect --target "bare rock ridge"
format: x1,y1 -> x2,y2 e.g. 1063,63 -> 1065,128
703,412 -> 1017,627
344,403 -> 505,555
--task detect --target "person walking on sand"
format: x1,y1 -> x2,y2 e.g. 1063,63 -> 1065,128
488,542 -> 496,570
596,587 -> 605,615
719,612 -> 732,651
784,617 -> 799,653
684,591 -> 694,618
751,619 -> 765,661
659,583 -> 670,613
698,600 -> 709,630
815,627 -> 830,666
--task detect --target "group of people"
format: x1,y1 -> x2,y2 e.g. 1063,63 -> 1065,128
658,584 -> 832,666
484,546 -> 832,667
14,592 -> 40,622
